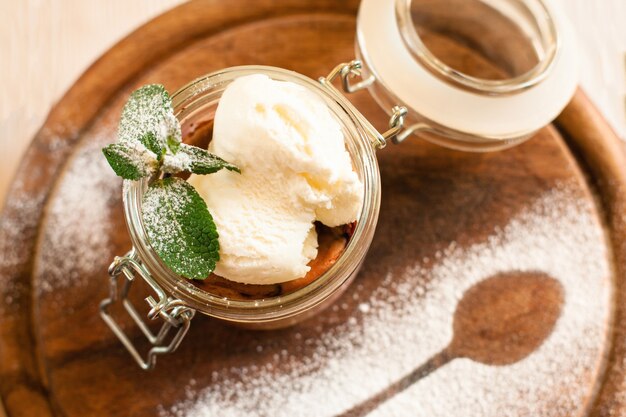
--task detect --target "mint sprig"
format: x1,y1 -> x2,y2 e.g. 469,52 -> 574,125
101,84 -> 239,279
142,178 -> 219,279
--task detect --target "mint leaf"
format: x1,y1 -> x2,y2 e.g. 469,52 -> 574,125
102,143 -> 158,180
178,143 -> 240,174
118,84 -> 181,157
139,132 -> 165,160
142,177 -> 219,279
167,135 -> 181,154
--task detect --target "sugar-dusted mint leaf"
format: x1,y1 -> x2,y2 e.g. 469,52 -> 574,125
167,135 -> 181,155
142,177 -> 219,279
161,152 -> 193,174
118,84 -> 181,157
139,132 -> 164,160
172,143 -> 240,175
102,142 -> 158,180
160,144 -> 240,175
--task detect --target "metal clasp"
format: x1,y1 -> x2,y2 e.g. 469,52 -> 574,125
100,249 -> 195,370
320,60 -> 408,149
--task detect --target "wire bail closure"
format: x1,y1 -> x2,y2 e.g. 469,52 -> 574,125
100,249 -> 195,370
319,60 -> 407,149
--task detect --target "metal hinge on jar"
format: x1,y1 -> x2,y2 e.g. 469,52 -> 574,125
99,249 -> 196,370
319,60 -> 408,149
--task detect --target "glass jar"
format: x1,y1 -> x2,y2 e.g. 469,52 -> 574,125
100,66 -> 388,370
101,0 -> 578,369
356,0 -> 578,151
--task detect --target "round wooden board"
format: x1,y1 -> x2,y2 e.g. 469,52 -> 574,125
2,1 -> 626,416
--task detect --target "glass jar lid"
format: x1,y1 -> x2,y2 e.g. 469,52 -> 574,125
356,0 -> 579,145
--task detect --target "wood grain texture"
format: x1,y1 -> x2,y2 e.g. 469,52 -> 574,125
0,0 -> 622,416
556,91 -> 626,416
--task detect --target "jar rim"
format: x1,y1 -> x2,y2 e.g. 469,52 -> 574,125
394,0 -> 559,96
123,65 -> 381,324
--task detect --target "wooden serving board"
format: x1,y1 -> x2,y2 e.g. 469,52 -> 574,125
2,1 -> 626,416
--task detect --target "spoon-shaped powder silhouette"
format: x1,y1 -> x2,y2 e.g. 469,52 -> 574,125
338,271 -> 564,417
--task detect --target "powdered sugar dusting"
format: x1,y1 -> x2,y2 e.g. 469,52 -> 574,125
162,185 -> 612,417
0,129 -> 77,311
34,138 -> 119,295
117,140 -> 160,176
118,84 -> 181,147
162,151 -> 192,173
0,168 -> 47,310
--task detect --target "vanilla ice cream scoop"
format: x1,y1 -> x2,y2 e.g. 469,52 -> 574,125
188,74 -> 363,285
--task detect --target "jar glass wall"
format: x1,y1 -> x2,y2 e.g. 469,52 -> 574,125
122,66 -> 381,329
